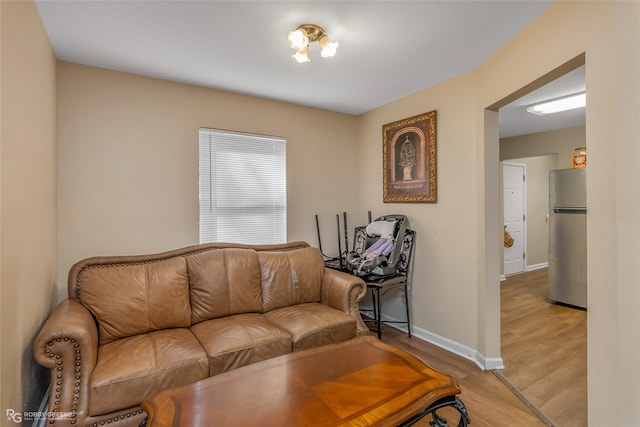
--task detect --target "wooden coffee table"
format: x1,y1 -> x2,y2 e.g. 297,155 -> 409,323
140,336 -> 470,427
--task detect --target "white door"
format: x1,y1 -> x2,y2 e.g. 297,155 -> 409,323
503,162 -> 526,276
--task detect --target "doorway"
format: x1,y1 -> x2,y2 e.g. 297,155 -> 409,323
487,55 -> 587,426
503,162 -> 526,276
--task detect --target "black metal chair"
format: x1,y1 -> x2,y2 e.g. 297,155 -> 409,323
352,226 -> 416,339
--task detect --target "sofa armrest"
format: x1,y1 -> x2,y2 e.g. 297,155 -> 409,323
320,268 -> 369,335
33,299 -> 98,426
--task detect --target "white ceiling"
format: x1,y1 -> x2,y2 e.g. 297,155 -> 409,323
499,65 -> 585,138
34,0 -> 583,138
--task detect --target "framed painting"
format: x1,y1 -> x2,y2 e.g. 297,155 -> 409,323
382,110 -> 437,203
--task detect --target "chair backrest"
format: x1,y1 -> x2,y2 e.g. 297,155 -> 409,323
393,229 -> 416,275
349,215 -> 415,276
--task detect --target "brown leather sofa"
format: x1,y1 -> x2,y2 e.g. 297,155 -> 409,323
33,241 -> 368,427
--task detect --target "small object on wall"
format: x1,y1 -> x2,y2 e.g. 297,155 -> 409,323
572,147 -> 587,168
504,229 -> 514,248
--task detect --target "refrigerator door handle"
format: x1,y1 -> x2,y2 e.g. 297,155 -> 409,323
553,207 -> 586,214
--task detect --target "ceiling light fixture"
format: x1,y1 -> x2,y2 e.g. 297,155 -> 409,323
526,92 -> 586,115
288,24 -> 339,63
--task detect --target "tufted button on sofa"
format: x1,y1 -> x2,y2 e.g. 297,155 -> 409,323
33,241 -> 368,427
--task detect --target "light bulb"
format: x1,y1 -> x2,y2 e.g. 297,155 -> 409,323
320,41 -> 339,58
527,93 -> 586,115
319,35 -> 339,58
292,48 -> 310,63
288,29 -> 308,51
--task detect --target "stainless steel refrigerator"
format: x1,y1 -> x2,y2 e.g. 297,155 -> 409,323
548,168 -> 587,309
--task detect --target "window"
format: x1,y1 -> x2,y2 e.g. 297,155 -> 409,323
199,128 -> 286,244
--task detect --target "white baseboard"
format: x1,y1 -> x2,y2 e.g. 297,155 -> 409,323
501,261 -> 548,280
410,323 -> 504,371
526,262 -> 548,272
361,306 -> 504,371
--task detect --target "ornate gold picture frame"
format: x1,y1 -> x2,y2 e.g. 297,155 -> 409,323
382,110 -> 437,203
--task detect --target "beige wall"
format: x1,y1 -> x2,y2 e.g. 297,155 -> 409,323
358,72 -> 482,353
501,125 -> 585,168
57,63 -> 364,297
0,0 -> 58,418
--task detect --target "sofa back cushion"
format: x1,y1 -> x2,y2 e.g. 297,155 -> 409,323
79,256 -> 191,345
187,248 -> 262,324
259,247 -> 325,312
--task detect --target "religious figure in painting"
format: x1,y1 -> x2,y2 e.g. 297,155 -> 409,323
398,134 -> 416,181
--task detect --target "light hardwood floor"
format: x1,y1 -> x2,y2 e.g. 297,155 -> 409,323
382,328 -> 546,427
381,267 -> 586,427
500,268 -> 587,427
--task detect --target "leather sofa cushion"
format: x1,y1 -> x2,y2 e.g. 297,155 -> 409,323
80,256 -> 191,345
187,248 -> 262,323
191,313 -> 292,376
259,247 -> 324,312
263,303 -> 357,351
89,328 -> 208,416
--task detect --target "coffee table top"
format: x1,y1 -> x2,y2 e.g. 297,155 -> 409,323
141,336 -> 461,427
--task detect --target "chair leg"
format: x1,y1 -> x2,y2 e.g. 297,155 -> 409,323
371,288 -> 378,322
375,288 -> 382,339
404,282 -> 411,338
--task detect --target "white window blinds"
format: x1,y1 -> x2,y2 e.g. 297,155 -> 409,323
199,128 -> 286,244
